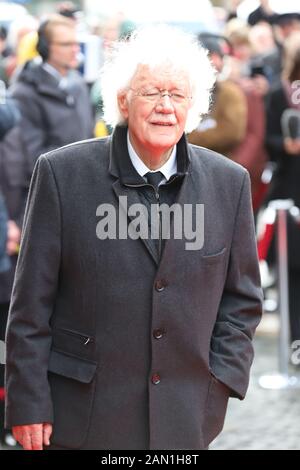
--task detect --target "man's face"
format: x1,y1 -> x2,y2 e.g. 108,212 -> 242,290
118,64 -> 192,160
48,24 -> 80,71
210,52 -> 224,73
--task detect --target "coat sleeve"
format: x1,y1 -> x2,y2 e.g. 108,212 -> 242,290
5,155 -> 61,428
210,171 -> 263,399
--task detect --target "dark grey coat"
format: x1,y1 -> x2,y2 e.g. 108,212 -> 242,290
5,127 -> 262,450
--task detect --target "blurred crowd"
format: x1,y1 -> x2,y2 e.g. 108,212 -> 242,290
1,0 -> 300,448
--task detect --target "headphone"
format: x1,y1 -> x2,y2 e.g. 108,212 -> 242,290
36,20 -> 50,61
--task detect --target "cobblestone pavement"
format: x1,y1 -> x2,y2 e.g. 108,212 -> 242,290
210,323 -> 300,450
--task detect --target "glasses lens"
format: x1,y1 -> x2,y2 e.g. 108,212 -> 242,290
142,88 -> 161,101
170,91 -> 187,103
141,88 -> 188,103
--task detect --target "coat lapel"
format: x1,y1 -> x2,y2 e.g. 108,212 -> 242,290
158,152 -> 205,265
111,179 -> 159,264
108,126 -> 203,266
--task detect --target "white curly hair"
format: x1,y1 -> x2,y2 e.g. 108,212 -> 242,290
100,24 -> 216,133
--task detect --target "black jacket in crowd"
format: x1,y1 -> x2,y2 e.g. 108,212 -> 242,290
265,82 -> 300,271
10,59 -> 94,173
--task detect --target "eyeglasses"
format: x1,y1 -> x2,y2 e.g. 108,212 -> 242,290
51,41 -> 80,48
130,87 -> 192,104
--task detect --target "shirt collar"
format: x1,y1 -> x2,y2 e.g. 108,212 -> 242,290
127,131 -> 177,184
42,62 -> 73,91
42,62 -> 62,83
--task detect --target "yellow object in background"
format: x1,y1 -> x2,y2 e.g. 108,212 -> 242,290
17,31 -> 39,65
94,120 -> 108,138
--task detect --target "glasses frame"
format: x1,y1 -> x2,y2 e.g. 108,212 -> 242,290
50,41 -> 80,48
129,87 -> 192,104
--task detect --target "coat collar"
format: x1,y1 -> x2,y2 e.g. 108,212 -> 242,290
108,125 -> 190,184
109,125 -> 200,266
17,61 -> 75,102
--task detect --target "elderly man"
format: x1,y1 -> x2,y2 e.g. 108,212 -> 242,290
187,33 -> 247,158
5,25 -> 262,450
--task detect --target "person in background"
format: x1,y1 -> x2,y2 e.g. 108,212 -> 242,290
226,0 -> 242,22
0,192 -> 9,275
16,31 -> 39,68
248,22 -> 282,86
9,14 -> 94,173
223,24 -> 269,210
265,31 -> 300,344
247,0 -> 278,27
265,12 -> 300,83
56,1 -> 79,21
273,13 -> 300,43
0,97 -> 20,141
0,192 -> 11,448
0,27 -> 11,86
0,95 -> 20,448
5,25 -> 262,450
4,15 -> 39,82
0,195 -> 10,383
188,33 -> 247,158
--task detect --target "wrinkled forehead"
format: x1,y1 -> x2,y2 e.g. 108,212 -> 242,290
130,63 -> 191,90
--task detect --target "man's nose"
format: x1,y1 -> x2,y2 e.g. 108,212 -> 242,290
155,94 -> 174,112
73,43 -> 80,53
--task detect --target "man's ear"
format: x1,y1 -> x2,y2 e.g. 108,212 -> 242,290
117,92 -> 129,120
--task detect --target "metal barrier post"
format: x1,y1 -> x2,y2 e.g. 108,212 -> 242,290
259,199 -> 300,389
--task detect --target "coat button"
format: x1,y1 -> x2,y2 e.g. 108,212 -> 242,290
151,373 -> 161,385
153,328 -> 165,339
155,279 -> 167,292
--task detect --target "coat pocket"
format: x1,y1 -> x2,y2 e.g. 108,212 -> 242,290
52,327 -> 95,361
201,247 -> 227,265
48,349 -> 98,449
202,373 -> 230,448
48,349 -> 97,383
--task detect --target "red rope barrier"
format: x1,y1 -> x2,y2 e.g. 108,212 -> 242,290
257,206 -> 277,261
257,222 -> 275,261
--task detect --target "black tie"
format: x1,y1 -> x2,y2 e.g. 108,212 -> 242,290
145,171 -> 164,191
